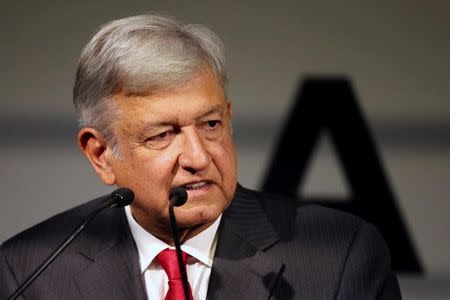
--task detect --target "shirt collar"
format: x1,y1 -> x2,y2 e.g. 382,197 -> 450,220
125,206 -> 221,273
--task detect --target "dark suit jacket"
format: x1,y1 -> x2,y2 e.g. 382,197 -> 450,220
0,186 -> 401,299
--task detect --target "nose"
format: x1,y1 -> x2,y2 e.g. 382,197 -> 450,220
178,128 -> 210,173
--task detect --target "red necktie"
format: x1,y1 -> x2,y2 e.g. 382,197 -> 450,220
156,249 -> 194,300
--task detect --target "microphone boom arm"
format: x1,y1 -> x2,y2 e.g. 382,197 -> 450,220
8,188 -> 134,300
168,187 -> 190,300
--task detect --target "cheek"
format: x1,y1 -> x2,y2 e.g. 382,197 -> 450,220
125,153 -> 180,213
117,149 -> 179,192
210,138 -> 237,181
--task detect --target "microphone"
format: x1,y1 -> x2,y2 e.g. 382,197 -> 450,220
8,187 -> 134,300
168,187 -> 190,300
109,187 -> 135,208
169,187 -> 188,207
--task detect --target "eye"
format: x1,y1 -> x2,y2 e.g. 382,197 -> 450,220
154,131 -> 170,139
145,129 -> 175,149
205,120 -> 220,129
200,119 -> 223,140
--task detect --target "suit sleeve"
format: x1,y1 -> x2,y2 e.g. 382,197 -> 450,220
0,245 -> 20,299
335,222 -> 402,300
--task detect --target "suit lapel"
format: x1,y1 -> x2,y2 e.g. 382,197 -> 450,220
74,207 -> 147,300
207,186 -> 285,300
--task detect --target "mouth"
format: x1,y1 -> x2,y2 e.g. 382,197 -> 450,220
182,180 -> 212,191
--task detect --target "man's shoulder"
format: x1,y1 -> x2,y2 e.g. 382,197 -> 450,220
234,187 -> 400,298
1,194 -> 110,254
236,185 -> 379,243
0,193 -> 137,299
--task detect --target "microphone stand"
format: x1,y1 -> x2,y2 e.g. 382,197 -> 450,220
169,189 -> 190,300
8,188 -> 134,300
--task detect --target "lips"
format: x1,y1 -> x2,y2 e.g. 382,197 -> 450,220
182,180 -> 212,190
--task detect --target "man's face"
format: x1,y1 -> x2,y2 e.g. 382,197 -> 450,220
103,69 -> 237,242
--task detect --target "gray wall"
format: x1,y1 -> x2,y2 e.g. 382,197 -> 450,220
1,1 -> 449,298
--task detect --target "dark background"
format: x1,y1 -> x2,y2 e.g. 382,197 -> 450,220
1,1 -> 449,298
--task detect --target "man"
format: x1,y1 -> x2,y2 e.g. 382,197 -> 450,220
0,14 -> 401,299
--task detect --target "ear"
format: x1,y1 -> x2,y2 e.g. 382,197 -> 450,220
226,100 -> 233,118
226,100 -> 233,134
78,128 -> 116,186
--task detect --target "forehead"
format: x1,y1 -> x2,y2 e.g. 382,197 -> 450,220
112,69 -> 227,126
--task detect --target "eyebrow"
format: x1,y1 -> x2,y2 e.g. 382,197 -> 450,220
140,104 -> 226,133
198,105 -> 225,119
140,121 -> 173,134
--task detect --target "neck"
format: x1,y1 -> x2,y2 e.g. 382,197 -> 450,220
130,206 -> 211,245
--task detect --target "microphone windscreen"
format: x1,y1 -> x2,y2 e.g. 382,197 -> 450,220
169,187 -> 188,207
111,188 -> 134,207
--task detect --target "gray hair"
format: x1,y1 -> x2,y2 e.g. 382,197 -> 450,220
73,13 -> 228,148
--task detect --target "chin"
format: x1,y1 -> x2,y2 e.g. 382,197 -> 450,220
174,202 -> 224,228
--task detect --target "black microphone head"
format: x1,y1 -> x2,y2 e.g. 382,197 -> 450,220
169,187 -> 188,207
111,188 -> 134,208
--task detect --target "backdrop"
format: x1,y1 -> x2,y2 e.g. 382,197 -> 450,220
1,1 -> 449,299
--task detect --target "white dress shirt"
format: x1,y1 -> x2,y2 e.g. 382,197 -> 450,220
125,206 -> 221,300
